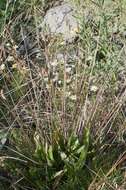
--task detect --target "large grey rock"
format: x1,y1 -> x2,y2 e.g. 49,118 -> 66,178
40,2 -> 79,42
16,2 -> 80,58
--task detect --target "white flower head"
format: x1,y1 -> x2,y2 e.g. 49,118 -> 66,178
66,67 -> 72,73
70,95 -> 77,101
90,85 -> 98,92
7,56 -> 14,62
51,60 -> 58,67
58,80 -> 62,85
0,64 -> 5,71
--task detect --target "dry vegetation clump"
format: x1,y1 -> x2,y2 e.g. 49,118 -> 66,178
0,0 -> 126,190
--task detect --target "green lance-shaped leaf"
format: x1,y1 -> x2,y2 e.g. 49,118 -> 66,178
0,129 -> 8,150
34,132 -> 46,161
68,133 -> 80,152
75,127 -> 90,170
